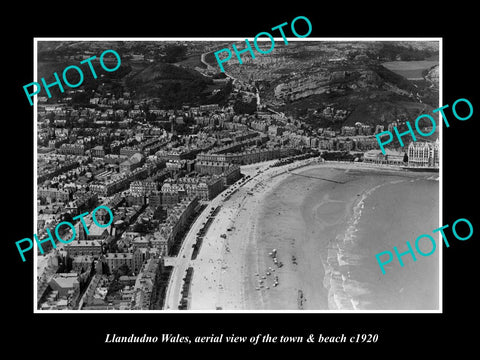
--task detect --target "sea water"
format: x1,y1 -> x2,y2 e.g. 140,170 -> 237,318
321,170 -> 439,310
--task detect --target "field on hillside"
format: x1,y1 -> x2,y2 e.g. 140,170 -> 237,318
382,60 -> 439,79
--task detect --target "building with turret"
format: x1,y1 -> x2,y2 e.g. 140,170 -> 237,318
407,140 -> 439,168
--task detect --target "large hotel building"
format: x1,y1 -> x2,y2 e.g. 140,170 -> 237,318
407,139 -> 439,168
363,140 -> 439,168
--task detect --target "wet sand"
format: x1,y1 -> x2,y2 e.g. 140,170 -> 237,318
189,162 -> 439,311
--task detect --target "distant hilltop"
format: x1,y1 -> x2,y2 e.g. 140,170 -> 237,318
37,40 -> 439,130
265,61 -> 437,129
394,41 -> 439,52
272,64 -> 416,102
220,41 -> 439,130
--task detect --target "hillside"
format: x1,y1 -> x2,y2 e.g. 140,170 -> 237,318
36,41 -> 231,108
211,40 -> 439,129
270,64 -> 416,103
266,62 -> 436,129
124,63 -> 214,107
36,40 -> 439,125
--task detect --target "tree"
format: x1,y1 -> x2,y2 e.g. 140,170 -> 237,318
162,44 -> 187,63
233,99 -> 257,115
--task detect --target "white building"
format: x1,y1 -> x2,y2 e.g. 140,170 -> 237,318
363,149 -> 405,165
407,139 -> 439,168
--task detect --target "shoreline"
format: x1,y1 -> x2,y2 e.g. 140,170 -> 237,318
189,160 -> 295,310
188,159 -> 439,311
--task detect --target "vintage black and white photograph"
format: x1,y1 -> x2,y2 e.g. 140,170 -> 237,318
34,38 -> 441,312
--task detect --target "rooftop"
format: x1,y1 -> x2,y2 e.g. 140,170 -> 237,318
50,273 -> 79,289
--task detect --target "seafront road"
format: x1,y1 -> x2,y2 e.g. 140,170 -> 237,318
164,159 -> 318,310
164,161 -> 278,310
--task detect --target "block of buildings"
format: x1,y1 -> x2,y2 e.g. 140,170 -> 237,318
131,257 -> 164,310
65,240 -> 103,258
407,140 -> 439,168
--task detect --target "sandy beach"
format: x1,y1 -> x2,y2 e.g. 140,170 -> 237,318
189,161 -> 439,311
189,160 -> 300,310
